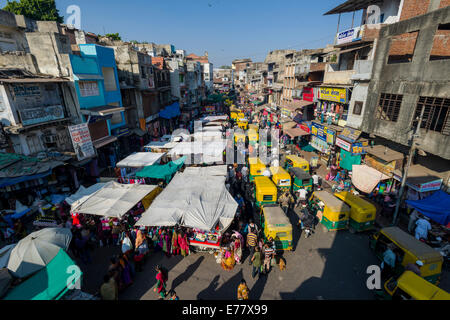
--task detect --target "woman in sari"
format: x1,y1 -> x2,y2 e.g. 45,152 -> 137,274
135,229 -> 144,250
221,246 -> 235,271
178,231 -> 189,257
172,228 -> 179,256
119,254 -> 133,288
162,228 -> 172,257
232,233 -> 243,265
153,265 -> 167,299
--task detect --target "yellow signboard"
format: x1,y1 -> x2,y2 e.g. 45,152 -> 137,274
319,87 -> 348,103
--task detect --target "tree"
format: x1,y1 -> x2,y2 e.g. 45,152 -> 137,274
3,0 -> 63,23
220,65 -> 231,69
104,33 -> 122,41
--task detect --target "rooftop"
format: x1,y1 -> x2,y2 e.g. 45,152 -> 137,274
324,0 -> 384,15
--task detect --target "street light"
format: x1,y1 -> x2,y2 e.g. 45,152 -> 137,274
391,106 -> 425,225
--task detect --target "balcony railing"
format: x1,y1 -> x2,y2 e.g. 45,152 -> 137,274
323,69 -> 355,85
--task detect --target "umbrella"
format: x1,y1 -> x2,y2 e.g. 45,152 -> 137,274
0,244 -> 16,269
7,228 -> 72,278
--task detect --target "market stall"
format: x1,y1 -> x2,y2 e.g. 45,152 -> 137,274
143,141 -> 179,153
64,183 -> 106,208
406,190 -> 450,226
168,141 -> 226,164
135,156 -> 186,183
71,181 -> 159,218
351,164 -> 390,194
335,127 -> 368,171
116,152 -> 165,168
182,165 -> 228,177
135,173 -> 238,251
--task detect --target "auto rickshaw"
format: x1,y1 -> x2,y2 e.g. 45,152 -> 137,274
249,157 -> 266,182
289,167 -> 313,192
309,191 -> 350,232
369,227 -> 444,284
376,271 -> 450,300
260,204 -> 293,251
269,166 -> 291,192
230,111 -> 239,121
248,125 -> 259,146
253,176 -> 277,208
237,118 -> 248,130
284,155 -> 310,173
334,191 -> 376,233
234,131 -> 246,144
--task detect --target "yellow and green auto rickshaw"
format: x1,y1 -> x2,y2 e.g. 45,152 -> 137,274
230,111 -> 239,121
249,157 -> 266,182
289,167 -> 313,192
237,118 -> 249,130
334,191 -> 376,233
269,166 -> 291,192
369,227 -> 444,284
253,176 -> 277,208
234,131 -> 246,144
309,191 -> 350,232
284,155 -> 310,173
260,204 -> 293,251
248,124 -> 259,146
376,271 -> 450,300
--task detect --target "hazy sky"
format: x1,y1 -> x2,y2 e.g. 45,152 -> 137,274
2,0 -> 363,67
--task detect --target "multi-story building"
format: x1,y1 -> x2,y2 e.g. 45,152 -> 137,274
264,50 -> 295,107
232,58 -> 252,91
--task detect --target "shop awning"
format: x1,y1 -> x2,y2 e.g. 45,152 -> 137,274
393,164 -> 444,192
93,136 -> 117,149
366,145 -> 404,162
80,105 -> 124,116
406,190 -> 450,226
352,164 -> 390,194
74,74 -> 104,81
143,141 -> 179,151
135,174 -> 238,233
72,181 -> 158,218
182,165 -> 228,177
159,102 -> 181,119
116,152 -> 165,168
65,183 -> 106,207
282,121 -> 297,130
135,156 -> 186,183
285,127 -> 310,138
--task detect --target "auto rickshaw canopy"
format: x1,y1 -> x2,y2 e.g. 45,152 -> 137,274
254,176 -> 277,194
270,166 -> 291,185
381,227 -> 443,263
289,167 -> 312,180
313,191 -> 350,213
263,204 -> 291,228
334,191 -> 376,214
396,271 -> 450,300
285,155 -> 309,171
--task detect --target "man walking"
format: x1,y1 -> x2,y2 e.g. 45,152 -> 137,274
246,228 -> 258,265
278,191 -> 294,215
263,243 -> 275,274
251,246 -> 262,279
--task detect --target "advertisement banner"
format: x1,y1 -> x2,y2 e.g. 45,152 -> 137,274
351,141 -> 368,155
69,123 -> 96,161
19,105 -> 65,126
310,136 -> 330,154
339,127 -> 362,143
319,87 -> 348,103
407,179 -> 442,193
302,87 -> 314,102
336,137 -> 351,152
312,122 -> 335,144
337,28 -> 355,45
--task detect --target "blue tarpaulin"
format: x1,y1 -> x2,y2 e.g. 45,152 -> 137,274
406,190 -> 450,226
159,102 -> 180,119
0,169 -> 52,188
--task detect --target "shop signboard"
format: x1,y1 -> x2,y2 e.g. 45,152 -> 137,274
69,123 -> 96,161
407,179 -> 442,193
319,87 -> 348,104
312,122 -> 335,144
340,127 -> 362,143
351,141 -> 368,155
300,123 -> 310,133
302,87 -> 314,102
336,27 -> 361,45
336,137 -> 351,152
19,105 -> 65,126
310,135 -> 329,154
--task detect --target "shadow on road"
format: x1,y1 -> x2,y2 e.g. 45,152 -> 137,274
250,273 -> 268,300
170,256 -> 204,290
197,275 -> 220,300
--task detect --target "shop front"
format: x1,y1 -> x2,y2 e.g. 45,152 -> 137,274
335,127 -> 368,171
317,86 -> 350,127
310,121 -> 338,163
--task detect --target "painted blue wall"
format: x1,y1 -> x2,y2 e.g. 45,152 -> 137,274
70,44 -> 126,130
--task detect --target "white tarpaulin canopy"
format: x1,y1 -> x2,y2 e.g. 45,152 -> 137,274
352,164 -> 390,194
116,152 -> 165,168
65,183 -> 106,208
182,165 -> 228,177
135,174 -> 237,233
169,141 -> 226,163
201,115 -> 228,122
200,126 -> 223,132
144,141 -> 179,150
72,181 -> 157,218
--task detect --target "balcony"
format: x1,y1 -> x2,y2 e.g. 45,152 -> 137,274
310,62 -> 326,73
351,59 -> 373,81
323,68 -> 355,85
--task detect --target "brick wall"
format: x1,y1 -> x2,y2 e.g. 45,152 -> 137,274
400,0 -> 430,21
430,28 -> 450,59
388,31 -> 419,63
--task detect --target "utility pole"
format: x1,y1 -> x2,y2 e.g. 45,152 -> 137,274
392,105 -> 425,225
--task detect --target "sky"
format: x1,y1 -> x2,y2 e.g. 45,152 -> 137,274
2,0 -> 363,67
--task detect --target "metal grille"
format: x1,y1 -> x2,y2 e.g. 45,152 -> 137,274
376,93 -> 403,122
263,195 -> 273,201
414,96 -> 450,135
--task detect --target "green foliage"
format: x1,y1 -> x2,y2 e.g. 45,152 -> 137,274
105,33 -> 122,41
3,0 -> 63,23
220,65 -> 231,69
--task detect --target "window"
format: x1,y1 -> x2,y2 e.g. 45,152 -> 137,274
387,31 -> 419,64
353,101 -> 363,115
79,81 -> 99,97
102,67 -> 117,91
430,23 -> 450,61
376,93 -> 403,122
413,96 -> 450,135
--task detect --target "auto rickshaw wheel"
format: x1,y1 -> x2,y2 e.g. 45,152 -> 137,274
349,226 -> 356,234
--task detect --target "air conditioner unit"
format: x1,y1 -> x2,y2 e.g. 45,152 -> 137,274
43,134 -> 58,144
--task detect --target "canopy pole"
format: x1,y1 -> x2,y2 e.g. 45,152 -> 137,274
351,11 -> 355,28
335,13 -> 341,45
